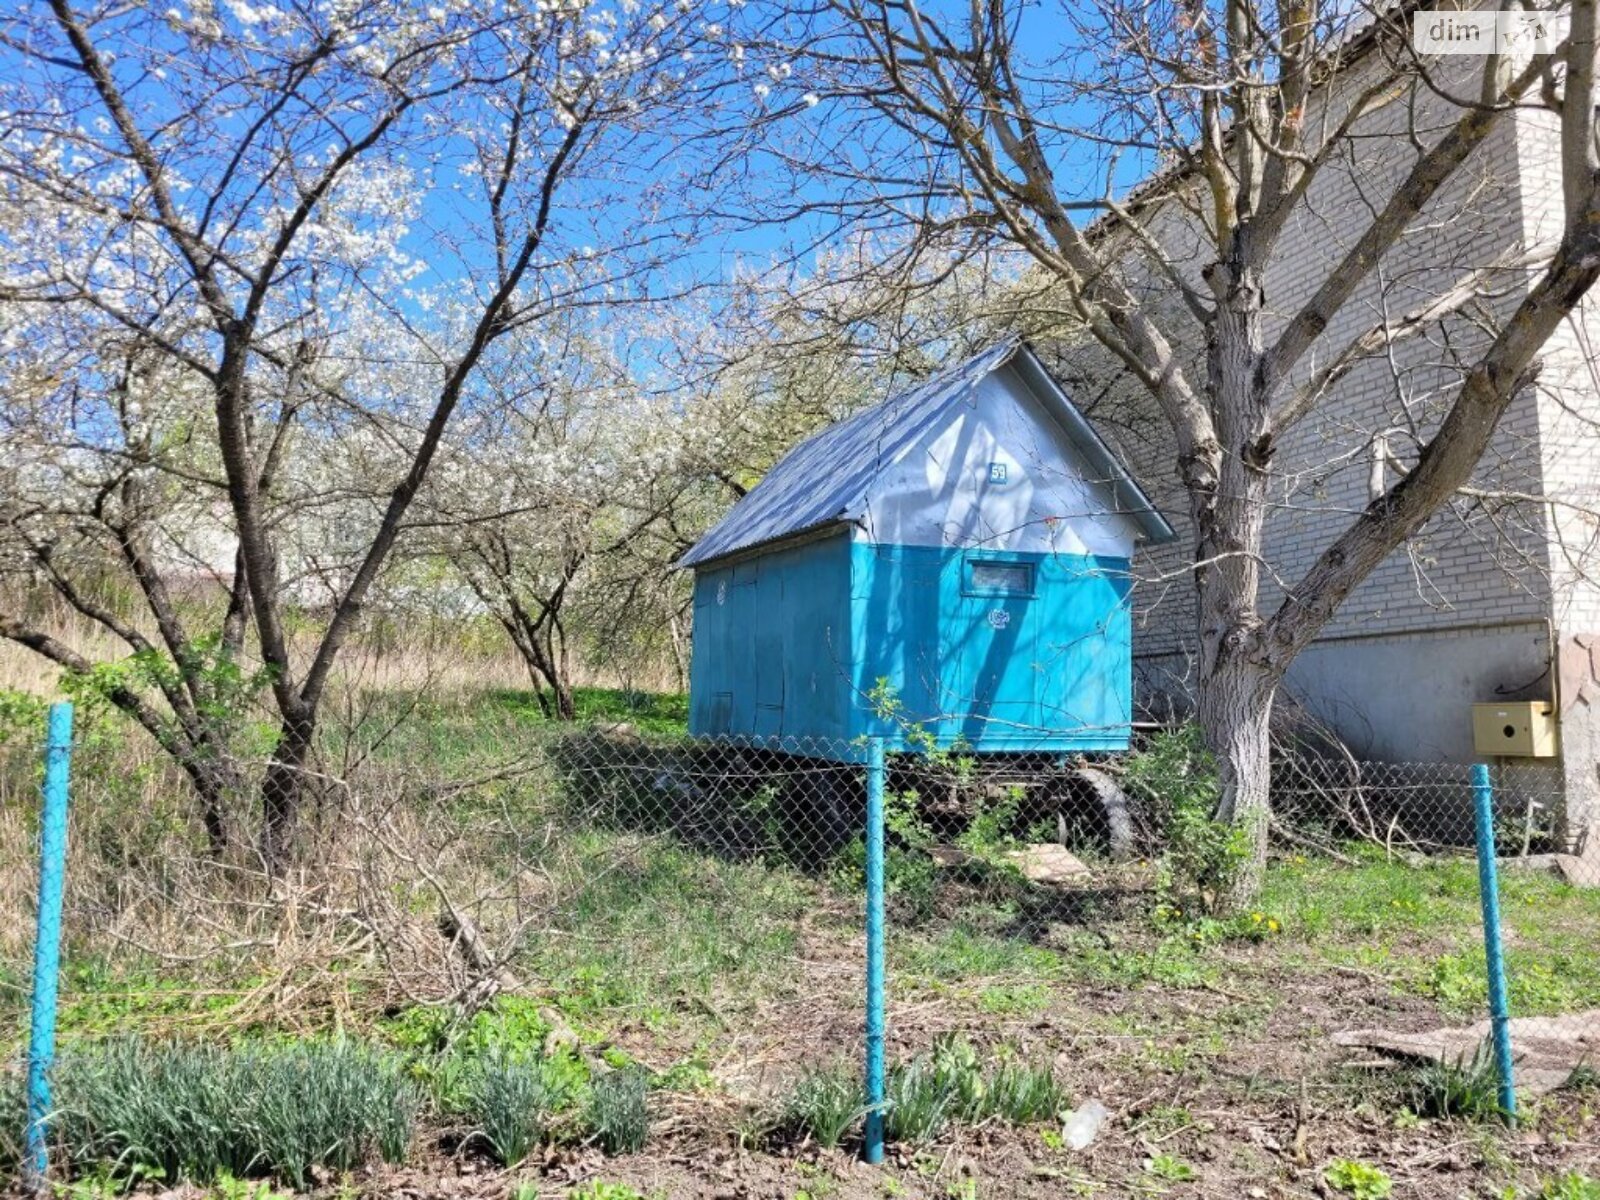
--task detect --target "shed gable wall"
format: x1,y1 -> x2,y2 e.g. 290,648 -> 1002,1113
861,364 -> 1143,558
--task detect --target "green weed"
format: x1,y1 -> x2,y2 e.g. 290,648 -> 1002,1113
1324,1158 -> 1393,1199
52,1036 -> 416,1189
466,1046 -> 575,1166
1538,1172 -> 1600,1200
566,1183 -> 648,1200
587,1068 -> 650,1154
1129,1104 -> 1194,1138
778,1063 -> 866,1149
208,1175 -> 294,1200
1145,1152 -> 1196,1181
388,996 -> 590,1117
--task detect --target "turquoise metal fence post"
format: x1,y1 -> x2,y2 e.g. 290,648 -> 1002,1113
24,701 -> 73,1190
1471,762 -> 1518,1123
863,736 -> 886,1164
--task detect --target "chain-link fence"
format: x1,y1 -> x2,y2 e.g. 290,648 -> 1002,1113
5,709 -> 1599,1186
1268,755 -> 1597,1103
1273,756 -> 1585,856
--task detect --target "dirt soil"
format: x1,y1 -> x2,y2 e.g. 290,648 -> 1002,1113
141,912 -> 1600,1198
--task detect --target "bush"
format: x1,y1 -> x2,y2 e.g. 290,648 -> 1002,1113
1123,726 -> 1249,918
50,1036 -> 417,1188
466,1047 -> 575,1166
586,1068 -> 650,1154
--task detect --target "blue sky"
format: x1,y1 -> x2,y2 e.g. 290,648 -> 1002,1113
0,0 -> 1163,363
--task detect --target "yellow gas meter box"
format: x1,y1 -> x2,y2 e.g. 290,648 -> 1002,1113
1471,701 -> 1557,758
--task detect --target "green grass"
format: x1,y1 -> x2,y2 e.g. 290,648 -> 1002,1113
519,831 -> 812,1024
1262,849 -> 1600,942
331,685 -> 688,784
977,983 -> 1052,1016
1262,850 -> 1600,1017
484,687 -> 689,735
898,924 -> 1063,983
899,914 -> 1224,997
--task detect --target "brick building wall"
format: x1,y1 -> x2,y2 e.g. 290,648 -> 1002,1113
1048,44 -> 1594,834
1516,100 -> 1600,840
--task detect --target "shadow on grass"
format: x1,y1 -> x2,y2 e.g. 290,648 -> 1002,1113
546,730 -> 866,870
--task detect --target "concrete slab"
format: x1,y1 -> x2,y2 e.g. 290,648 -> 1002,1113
1333,1010 -> 1600,1095
1004,843 -> 1092,885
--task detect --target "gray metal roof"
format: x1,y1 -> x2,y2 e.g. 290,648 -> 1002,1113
678,340 -> 1175,569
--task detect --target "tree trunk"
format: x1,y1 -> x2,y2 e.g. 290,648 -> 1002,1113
261,710 -> 315,872
179,756 -> 235,854
1196,654 -> 1277,907
523,658 -> 555,718
552,674 -> 576,721
1194,249 -> 1277,909
667,613 -> 688,692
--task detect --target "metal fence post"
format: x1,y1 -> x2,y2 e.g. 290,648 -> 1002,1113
863,736 -> 886,1164
25,701 -> 73,1191
1471,762 -> 1517,1123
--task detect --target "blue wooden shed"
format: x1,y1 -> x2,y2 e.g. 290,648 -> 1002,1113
678,341 -> 1176,757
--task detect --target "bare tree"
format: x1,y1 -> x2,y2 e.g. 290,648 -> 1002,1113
0,0 -> 737,863
742,0 -> 1600,900
422,330 -> 631,718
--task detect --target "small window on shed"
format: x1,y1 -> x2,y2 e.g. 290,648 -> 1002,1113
965,557 -> 1034,596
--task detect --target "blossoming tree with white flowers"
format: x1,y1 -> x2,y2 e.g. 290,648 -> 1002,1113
0,0 -> 748,861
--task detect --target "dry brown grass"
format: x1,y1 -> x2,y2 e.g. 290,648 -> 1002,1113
0,592 -> 678,701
